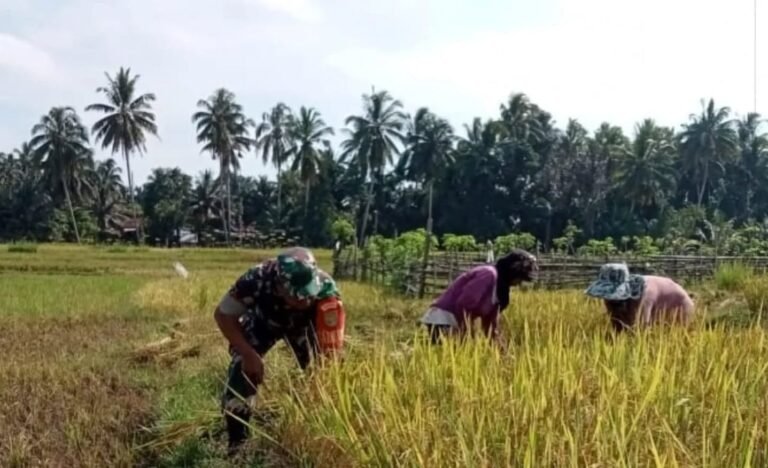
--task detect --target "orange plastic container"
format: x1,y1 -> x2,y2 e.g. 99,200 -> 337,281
315,296 -> 346,353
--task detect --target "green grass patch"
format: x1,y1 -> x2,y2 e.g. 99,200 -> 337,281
714,262 -> 754,292
7,243 -> 38,253
0,273 -> 147,318
104,245 -> 151,254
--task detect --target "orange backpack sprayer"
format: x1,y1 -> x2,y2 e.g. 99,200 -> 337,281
315,296 -> 346,354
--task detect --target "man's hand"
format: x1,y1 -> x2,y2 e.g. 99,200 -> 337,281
214,306 -> 264,387
241,349 -> 264,386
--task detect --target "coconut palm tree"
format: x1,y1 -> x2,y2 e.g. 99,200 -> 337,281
680,99 -> 738,206
30,107 -> 93,243
192,88 -> 254,245
0,152 -> 10,194
85,67 -> 158,241
0,143 -> 34,189
399,107 -> 455,296
399,108 -> 455,235
255,103 -> 292,226
191,170 -> 220,244
90,158 -> 125,238
573,123 -> 629,236
615,119 -> 677,214
11,142 -> 35,177
500,93 -> 544,144
735,113 -> 768,218
456,118 -> 503,177
286,106 -> 334,224
341,89 -> 406,246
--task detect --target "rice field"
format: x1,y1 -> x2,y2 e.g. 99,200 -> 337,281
1,245 -> 767,467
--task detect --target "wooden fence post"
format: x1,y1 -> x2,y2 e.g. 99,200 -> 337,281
485,241 -> 494,263
418,219 -> 434,299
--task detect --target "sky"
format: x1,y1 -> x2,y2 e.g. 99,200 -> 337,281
1,0 -> 766,185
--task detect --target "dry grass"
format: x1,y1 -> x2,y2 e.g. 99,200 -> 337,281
0,313 -> 155,467
278,291 -> 768,467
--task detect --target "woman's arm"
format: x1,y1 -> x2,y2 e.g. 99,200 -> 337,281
480,311 -> 500,340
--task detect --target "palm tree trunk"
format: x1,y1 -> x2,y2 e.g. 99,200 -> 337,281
97,204 -> 106,240
276,162 -> 282,228
303,179 -> 311,243
232,167 -> 243,247
196,219 -> 203,247
418,180 -> 434,299
225,167 -> 232,246
124,148 -> 140,244
62,174 -> 81,244
544,202 -> 552,251
239,196 -> 244,247
697,161 -> 709,206
358,179 -> 374,248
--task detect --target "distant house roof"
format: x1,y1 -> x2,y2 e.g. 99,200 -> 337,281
179,229 -> 197,244
119,218 -> 143,230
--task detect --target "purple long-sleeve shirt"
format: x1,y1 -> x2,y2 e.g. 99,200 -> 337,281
432,265 -> 500,337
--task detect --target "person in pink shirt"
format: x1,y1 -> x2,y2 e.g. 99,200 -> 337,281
419,249 -> 539,344
585,263 -> 695,333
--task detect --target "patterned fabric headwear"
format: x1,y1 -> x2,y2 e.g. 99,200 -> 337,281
584,263 -> 645,301
276,247 -> 337,300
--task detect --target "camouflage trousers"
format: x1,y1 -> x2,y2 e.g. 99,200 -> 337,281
220,313 -> 319,445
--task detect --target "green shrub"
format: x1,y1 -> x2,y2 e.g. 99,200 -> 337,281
714,263 -> 754,292
442,234 -> 478,252
7,243 -> 38,253
332,218 -> 356,245
494,232 -> 537,254
577,237 -> 618,257
552,221 -> 582,254
49,208 -> 99,242
362,230 -> 438,290
631,236 -> 660,256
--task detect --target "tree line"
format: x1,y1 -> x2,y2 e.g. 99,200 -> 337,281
1,66 -> 768,250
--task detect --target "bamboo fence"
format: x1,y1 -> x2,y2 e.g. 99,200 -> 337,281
333,249 -> 768,298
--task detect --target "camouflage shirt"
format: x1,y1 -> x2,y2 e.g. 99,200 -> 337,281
218,260 -> 338,336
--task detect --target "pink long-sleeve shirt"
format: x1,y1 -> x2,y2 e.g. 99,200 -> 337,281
431,265 -> 500,336
637,275 -> 695,326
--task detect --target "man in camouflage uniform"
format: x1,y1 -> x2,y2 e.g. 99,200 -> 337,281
214,247 -> 343,450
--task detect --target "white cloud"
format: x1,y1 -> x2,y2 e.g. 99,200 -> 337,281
0,33 -> 57,81
0,0 -> 765,185
327,0 -> 765,133
253,0 -> 323,23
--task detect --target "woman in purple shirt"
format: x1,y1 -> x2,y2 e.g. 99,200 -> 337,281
419,249 -> 539,344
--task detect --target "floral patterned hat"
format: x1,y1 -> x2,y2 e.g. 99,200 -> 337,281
584,263 -> 645,301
